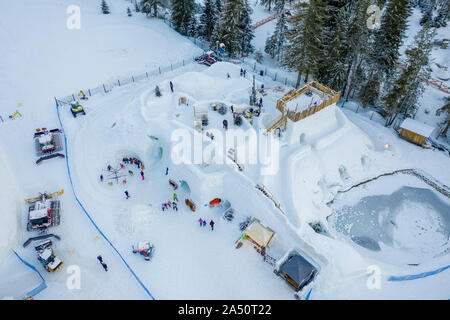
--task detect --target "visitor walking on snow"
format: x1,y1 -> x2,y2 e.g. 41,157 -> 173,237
210,220 -> 215,231
165,167 -> 169,175
100,174 -> 104,182
107,164 -> 112,171
128,170 -> 133,176
223,119 -> 228,130
243,69 -> 247,77
230,105 -> 234,113
97,255 -> 108,271
124,190 -> 130,199
173,193 -> 178,202
240,68 -> 243,76
198,218 -> 203,227
170,81 -> 174,93
202,220 -> 206,227
172,202 -> 178,211
140,170 -> 144,180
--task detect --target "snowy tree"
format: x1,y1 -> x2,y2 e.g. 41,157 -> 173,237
101,0 -> 110,14
260,0 -> 276,11
360,0 -> 411,107
432,0 -> 449,27
342,0 -> 371,101
238,0 -> 255,56
371,0 -> 411,80
381,24 -> 435,126
282,0 -> 326,87
199,0 -> 218,41
171,0 -> 196,35
436,96 -> 450,138
316,0 -> 351,92
211,0 -> 254,57
265,1 -> 287,61
141,0 -> 168,17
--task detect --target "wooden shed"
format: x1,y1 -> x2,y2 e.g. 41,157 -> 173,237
242,218 -> 275,249
399,118 -> 434,146
276,252 -> 318,292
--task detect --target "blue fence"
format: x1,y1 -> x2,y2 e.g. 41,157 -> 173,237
388,265 -> 450,281
55,103 -> 155,300
13,251 -> 47,300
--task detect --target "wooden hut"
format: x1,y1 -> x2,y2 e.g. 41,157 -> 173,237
276,252 -> 318,292
242,218 -> 275,249
399,118 -> 434,146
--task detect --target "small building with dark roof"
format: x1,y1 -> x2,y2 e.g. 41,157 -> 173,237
275,251 -> 318,292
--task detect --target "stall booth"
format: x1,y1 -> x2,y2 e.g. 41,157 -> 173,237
238,218 -> 275,255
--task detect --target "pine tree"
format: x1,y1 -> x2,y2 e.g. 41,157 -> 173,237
282,0 -> 326,87
360,0 -> 411,108
371,0 -> 411,81
199,0 -> 217,41
101,0 -> 110,14
171,0 -> 196,35
432,0 -> 449,27
436,96 -> 450,138
238,0 -> 255,56
265,1 -> 287,61
141,0 -> 167,17
316,0 -> 350,91
342,0 -> 371,101
211,0 -> 254,57
382,23 -> 435,126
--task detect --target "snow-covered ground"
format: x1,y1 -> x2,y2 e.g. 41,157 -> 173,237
1,0 -> 449,300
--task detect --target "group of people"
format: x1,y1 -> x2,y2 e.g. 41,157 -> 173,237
240,68 -> 247,77
198,218 -> 215,231
161,193 -> 178,211
122,157 -> 144,170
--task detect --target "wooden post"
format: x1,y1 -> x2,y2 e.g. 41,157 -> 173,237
132,76 -> 135,82
159,66 -> 161,74
88,89 -> 91,96
146,72 -> 148,78
171,64 -> 173,71
103,84 -> 107,93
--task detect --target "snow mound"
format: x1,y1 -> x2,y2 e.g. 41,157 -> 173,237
0,146 -> 22,265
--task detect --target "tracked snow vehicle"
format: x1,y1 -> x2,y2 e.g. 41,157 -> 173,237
34,128 -> 65,164
26,190 -> 62,232
70,91 -> 87,117
35,239 -> 63,272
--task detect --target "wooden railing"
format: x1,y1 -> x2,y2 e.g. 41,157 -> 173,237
267,80 -> 340,132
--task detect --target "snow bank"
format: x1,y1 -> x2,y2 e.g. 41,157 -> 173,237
0,146 -> 22,265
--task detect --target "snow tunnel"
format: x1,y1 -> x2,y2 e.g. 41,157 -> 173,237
145,135 -> 163,168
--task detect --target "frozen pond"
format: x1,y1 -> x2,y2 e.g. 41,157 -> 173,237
328,182 -> 450,266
